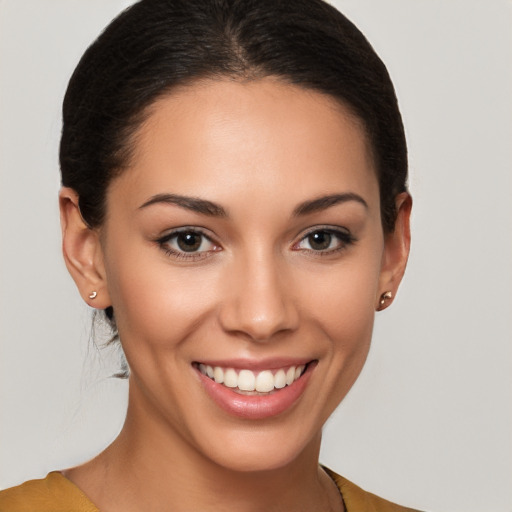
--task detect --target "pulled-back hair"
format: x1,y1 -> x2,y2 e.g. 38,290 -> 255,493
60,0 -> 408,337
60,0 -> 407,232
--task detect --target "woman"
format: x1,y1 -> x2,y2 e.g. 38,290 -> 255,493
0,0 -> 417,510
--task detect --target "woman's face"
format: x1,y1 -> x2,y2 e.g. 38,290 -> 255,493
96,79 -> 401,471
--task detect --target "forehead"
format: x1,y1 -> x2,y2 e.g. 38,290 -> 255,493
112,78 -> 378,212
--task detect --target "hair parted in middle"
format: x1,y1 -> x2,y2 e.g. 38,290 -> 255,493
61,0 -> 407,232
60,0 -> 408,338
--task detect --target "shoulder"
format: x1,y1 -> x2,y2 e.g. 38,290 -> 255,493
323,467 -> 424,512
0,472 -> 98,512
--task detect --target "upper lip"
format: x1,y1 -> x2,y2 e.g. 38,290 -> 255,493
193,357 -> 315,371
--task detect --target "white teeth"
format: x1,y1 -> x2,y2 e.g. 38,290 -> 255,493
198,363 -> 307,392
255,370 -> 274,393
285,367 -> 295,386
213,366 -> 224,384
224,368 -> 238,388
274,369 -> 286,389
238,369 -> 256,391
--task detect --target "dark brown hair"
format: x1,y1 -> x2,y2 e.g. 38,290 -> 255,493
60,0 -> 408,336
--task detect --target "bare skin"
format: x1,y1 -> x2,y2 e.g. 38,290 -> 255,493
59,78 -> 411,512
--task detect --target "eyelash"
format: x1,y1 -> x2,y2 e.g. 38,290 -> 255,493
155,226 -> 356,261
156,228 -> 220,261
292,226 -> 356,256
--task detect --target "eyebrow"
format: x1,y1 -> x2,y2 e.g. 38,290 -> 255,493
139,192 -> 367,218
139,193 -> 228,217
293,193 -> 368,216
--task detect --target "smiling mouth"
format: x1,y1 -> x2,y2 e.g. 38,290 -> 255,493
194,362 -> 312,395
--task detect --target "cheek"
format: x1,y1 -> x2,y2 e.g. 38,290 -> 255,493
103,245 -> 218,349
312,278 -> 376,371
304,250 -> 381,335
299,246 -> 382,384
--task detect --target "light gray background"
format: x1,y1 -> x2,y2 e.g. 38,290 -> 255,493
1,1 -> 511,511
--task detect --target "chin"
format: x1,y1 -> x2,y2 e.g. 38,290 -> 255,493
197,424 -> 321,474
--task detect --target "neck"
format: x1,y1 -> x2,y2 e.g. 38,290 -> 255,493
65,388 -> 344,512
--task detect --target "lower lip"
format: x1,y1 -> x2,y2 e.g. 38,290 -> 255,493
196,364 -> 315,420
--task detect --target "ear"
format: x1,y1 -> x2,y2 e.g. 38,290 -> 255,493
59,187 -> 111,309
376,192 -> 412,311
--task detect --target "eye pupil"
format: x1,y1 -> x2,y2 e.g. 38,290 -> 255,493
177,232 -> 201,252
308,231 -> 331,250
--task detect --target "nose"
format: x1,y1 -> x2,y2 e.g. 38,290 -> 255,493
218,251 -> 299,342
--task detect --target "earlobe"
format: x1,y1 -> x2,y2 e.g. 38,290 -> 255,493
59,187 -> 111,309
376,192 -> 412,311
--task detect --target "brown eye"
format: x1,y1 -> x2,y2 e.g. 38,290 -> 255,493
177,232 -> 202,252
307,231 -> 332,251
157,229 -> 219,259
295,227 -> 355,254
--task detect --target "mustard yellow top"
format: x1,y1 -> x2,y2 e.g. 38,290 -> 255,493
0,468 -> 421,512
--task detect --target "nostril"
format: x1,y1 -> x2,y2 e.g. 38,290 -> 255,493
218,295 -> 300,342
217,260 -> 300,340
